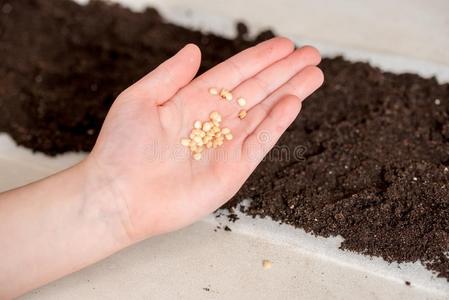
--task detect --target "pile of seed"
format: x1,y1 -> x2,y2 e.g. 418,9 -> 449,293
181,87 -> 249,160
181,111 -> 233,160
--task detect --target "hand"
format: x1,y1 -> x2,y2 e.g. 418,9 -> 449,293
85,37 -> 323,242
0,38 -> 323,297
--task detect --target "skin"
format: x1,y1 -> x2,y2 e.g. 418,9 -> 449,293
0,37 -> 323,298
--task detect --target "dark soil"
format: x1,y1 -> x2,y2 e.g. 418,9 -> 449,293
1,0 -> 449,281
230,57 -> 449,280
0,0 -> 269,154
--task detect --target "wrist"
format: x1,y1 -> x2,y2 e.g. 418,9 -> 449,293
74,159 -> 135,248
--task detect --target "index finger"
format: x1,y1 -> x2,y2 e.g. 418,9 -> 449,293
191,37 -> 294,91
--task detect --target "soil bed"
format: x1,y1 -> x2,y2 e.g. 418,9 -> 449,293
1,0 -> 449,281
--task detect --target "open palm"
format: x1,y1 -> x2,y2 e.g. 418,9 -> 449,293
86,37 -> 323,242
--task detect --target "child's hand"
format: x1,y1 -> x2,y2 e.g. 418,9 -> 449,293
0,38 -> 323,297
86,37 -> 323,242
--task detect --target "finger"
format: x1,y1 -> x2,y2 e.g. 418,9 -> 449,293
226,46 -> 320,116
190,37 -> 294,92
239,66 -> 324,136
122,44 -> 201,105
241,95 -> 302,172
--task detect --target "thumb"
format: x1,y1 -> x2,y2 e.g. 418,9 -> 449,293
121,44 -> 201,105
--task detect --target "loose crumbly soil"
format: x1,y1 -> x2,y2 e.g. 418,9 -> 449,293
1,0 -> 449,281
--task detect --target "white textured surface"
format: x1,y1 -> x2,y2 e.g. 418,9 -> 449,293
3,0 -> 448,299
107,0 -> 449,66
18,218 -> 449,300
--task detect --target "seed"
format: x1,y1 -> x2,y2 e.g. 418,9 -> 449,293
194,120 -> 202,129
196,146 -> 204,153
202,122 -> 213,132
221,127 -> 231,135
224,94 -> 232,101
192,129 -> 205,137
182,109 -> 235,159
181,138 -> 190,146
193,136 -> 203,145
209,87 -> 218,95
262,259 -> 272,269
219,89 -> 233,101
238,110 -> 247,119
237,97 -> 246,107
210,111 -> 222,123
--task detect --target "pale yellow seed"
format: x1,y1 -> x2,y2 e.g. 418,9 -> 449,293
181,138 -> 190,146
191,130 -> 205,138
194,120 -> 202,129
237,97 -> 246,107
189,132 -> 196,139
262,259 -> 272,269
238,110 -> 247,119
196,146 -> 204,153
225,133 -> 233,141
220,89 -> 233,101
209,87 -> 218,95
221,127 -> 231,135
217,139 -> 224,146
193,136 -> 203,145
203,136 -> 211,144
210,111 -> 222,123
224,93 -> 233,101
206,141 -> 213,148
212,126 -> 220,133
210,111 -> 219,119
202,122 -> 213,132
193,153 -> 202,160
190,144 -> 197,152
